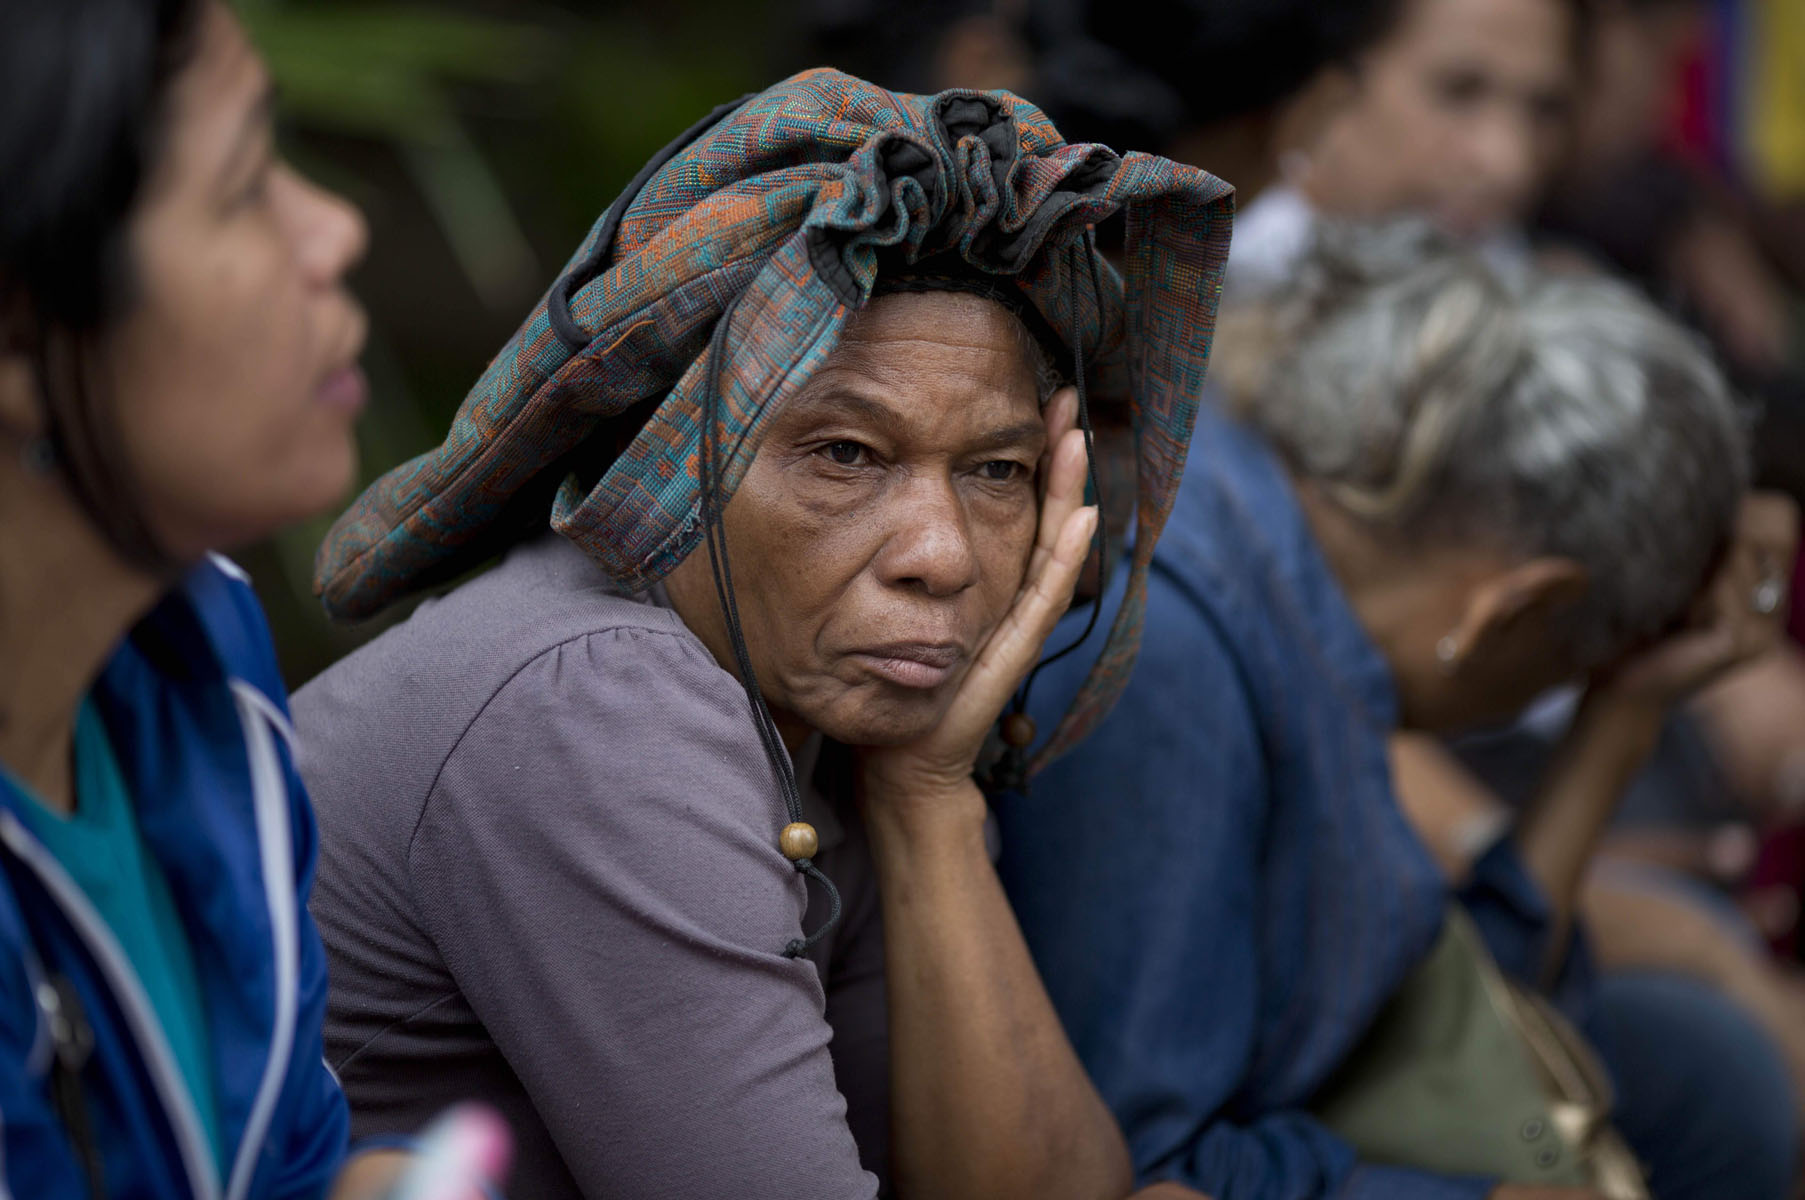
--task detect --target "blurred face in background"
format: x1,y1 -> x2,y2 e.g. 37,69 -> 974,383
113,2 -> 370,560
1299,0 -> 1578,236
1566,0 -> 1703,180
0,0 -> 371,570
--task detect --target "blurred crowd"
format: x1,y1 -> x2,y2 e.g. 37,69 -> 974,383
8,0 -> 1805,1198
824,0 -> 1805,1173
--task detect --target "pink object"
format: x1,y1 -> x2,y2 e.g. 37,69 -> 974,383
389,1104 -> 514,1200
1748,825 -> 1805,958
1788,549 -> 1805,644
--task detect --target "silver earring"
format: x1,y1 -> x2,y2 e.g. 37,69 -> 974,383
1435,635 -> 1460,675
20,435 -> 55,475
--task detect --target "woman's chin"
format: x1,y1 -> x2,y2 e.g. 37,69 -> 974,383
810,692 -> 955,749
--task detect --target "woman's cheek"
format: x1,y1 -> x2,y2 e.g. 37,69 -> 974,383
973,497 -> 1038,597
784,462 -> 884,521
280,412 -> 359,512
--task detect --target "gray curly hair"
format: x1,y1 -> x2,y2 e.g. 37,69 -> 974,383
1216,220 -> 1749,667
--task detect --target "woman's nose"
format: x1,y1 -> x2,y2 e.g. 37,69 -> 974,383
1465,105 -> 1538,208
874,477 -> 980,598
287,165 -> 369,287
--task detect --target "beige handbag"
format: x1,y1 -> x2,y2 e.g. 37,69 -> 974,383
1312,909 -> 1649,1198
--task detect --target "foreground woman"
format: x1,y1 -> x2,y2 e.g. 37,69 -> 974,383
0,0 -> 422,1195
294,70 -> 1233,1199
999,224 -> 1793,1199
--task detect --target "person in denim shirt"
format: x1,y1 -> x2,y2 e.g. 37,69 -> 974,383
997,223 -> 1798,1200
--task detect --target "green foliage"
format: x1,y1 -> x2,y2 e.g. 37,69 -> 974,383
240,2 -> 557,142
232,0 -> 785,684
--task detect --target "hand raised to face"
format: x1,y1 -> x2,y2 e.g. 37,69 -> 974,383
855,384 -> 1095,807
665,289 -> 1083,755
1591,491 -> 1801,713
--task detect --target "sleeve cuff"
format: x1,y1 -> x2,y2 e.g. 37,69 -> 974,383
1459,834 -> 1554,982
1457,835 -> 1599,1037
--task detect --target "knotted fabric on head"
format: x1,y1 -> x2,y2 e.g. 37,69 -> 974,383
314,68 -> 1234,775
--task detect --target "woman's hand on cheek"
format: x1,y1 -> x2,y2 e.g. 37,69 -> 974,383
857,399 -> 1095,814
1590,492 -> 1800,719
1036,387 -> 1080,507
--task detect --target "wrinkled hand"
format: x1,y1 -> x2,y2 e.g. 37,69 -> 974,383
1590,492 -> 1799,715
858,387 -> 1096,802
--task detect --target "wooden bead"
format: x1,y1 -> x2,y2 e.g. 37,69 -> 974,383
1001,712 -> 1037,748
779,821 -> 820,861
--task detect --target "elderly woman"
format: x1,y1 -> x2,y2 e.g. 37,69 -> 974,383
997,224 -> 1795,1200
1156,0 -> 1805,1165
292,70 -> 1232,1200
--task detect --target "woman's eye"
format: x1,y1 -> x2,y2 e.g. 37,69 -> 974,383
980,460 -> 1024,483
233,162 -> 274,211
821,441 -> 868,467
1430,69 -> 1487,109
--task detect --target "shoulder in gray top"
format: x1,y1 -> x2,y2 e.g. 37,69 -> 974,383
293,532 -> 887,1199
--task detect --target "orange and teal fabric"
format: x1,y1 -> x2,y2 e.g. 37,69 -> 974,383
312,68 -> 1234,772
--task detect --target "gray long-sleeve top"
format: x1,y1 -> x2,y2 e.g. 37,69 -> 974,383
293,532 -> 887,1199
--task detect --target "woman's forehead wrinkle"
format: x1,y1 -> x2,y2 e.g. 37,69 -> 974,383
781,358 -> 1035,446
826,314 -> 1031,395
780,383 -> 904,432
840,302 -> 1026,357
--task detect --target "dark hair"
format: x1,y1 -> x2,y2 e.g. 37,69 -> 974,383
0,0 -> 206,568
1024,0 -> 1406,149
794,0 -> 994,93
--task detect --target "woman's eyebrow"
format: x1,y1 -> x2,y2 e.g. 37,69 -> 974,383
966,420 -> 1047,453
784,387 -> 1043,451
784,388 -> 901,430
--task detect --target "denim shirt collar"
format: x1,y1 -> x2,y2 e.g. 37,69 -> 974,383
1161,403 -> 1401,736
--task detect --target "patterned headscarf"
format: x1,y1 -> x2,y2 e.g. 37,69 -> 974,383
314,68 -> 1233,774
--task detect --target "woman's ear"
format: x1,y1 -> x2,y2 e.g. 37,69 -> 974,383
1447,557 -> 1591,669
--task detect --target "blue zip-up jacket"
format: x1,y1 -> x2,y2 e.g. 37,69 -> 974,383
0,556 -> 349,1199
996,406 -> 1591,1200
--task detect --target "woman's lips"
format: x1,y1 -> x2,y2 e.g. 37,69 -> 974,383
848,643 -> 964,690
316,364 -> 368,415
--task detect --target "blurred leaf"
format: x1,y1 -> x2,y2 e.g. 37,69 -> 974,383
233,0 -> 787,685
239,2 -> 556,142
242,1 -> 553,304
400,132 -> 540,306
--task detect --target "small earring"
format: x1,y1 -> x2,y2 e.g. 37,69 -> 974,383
20,435 -> 55,475
1435,635 -> 1461,675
